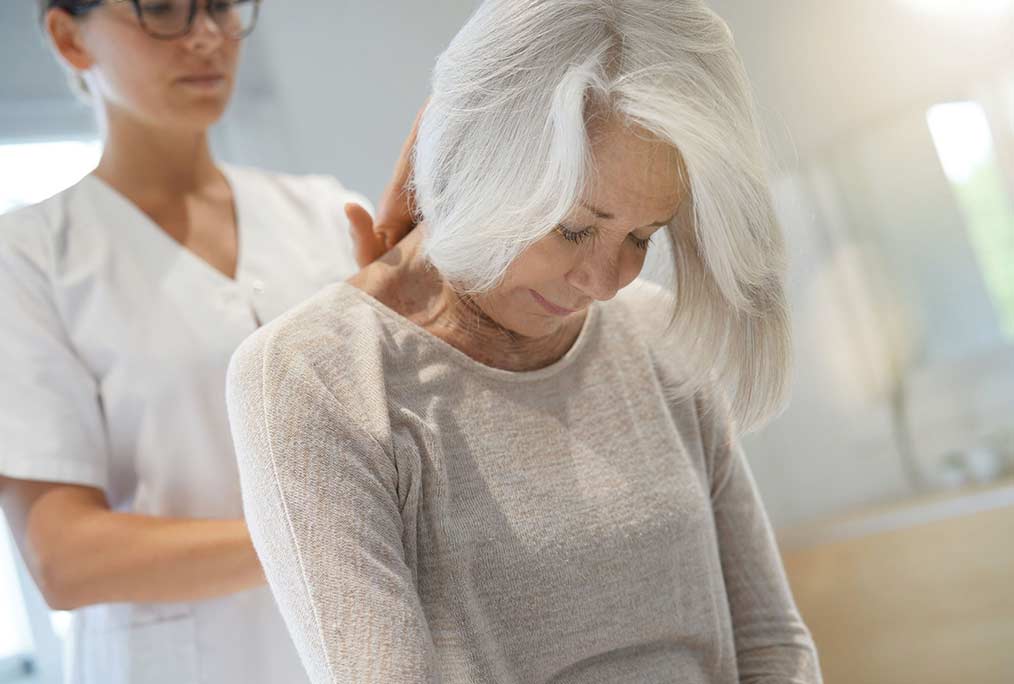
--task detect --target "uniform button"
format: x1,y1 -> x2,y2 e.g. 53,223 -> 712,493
252,279 -> 265,294
217,289 -> 237,307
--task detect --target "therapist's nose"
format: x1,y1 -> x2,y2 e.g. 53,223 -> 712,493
182,6 -> 225,55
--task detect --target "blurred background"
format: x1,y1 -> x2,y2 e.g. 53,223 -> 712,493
1,0 -> 1012,682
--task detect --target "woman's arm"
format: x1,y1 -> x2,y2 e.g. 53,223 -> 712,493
700,394 -> 824,684
0,476 -> 265,610
227,326 -> 439,684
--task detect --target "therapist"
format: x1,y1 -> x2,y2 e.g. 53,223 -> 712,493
0,0 -> 415,682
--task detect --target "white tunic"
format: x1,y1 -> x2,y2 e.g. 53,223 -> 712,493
0,164 -> 367,684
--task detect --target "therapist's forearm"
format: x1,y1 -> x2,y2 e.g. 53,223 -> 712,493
44,513 -> 266,609
3,479 -> 266,610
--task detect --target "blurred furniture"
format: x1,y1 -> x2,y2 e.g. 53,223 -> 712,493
779,477 -> 1014,684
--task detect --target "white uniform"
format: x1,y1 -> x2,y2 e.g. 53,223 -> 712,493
0,165 -> 367,684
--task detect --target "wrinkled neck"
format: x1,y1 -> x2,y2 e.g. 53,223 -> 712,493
428,283 -> 583,373
350,229 -> 584,373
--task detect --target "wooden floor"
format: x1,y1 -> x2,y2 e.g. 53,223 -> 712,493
780,481 -> 1014,684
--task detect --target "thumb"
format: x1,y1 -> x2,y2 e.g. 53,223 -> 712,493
345,202 -> 384,268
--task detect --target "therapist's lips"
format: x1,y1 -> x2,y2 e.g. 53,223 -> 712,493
529,289 -> 578,316
176,73 -> 227,90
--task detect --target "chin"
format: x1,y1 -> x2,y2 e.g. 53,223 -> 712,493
169,87 -> 234,124
504,311 -> 570,339
480,290 -> 577,339
168,104 -> 229,131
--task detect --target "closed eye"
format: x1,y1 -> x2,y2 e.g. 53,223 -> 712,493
555,224 -> 594,245
629,234 -> 653,251
555,224 -> 654,251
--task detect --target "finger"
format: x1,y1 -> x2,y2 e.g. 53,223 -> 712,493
345,202 -> 384,268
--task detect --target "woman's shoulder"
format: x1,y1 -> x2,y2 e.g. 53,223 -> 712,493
229,282 -> 386,388
227,283 -> 394,437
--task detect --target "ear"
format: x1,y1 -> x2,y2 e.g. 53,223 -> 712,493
44,8 -> 95,72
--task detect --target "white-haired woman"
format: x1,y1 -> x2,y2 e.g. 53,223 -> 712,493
227,1 -> 822,682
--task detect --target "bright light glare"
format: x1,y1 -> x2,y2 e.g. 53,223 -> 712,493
0,140 -> 102,214
927,102 -> 994,184
898,0 -> 1014,14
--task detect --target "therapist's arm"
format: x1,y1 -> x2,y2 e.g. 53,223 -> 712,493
0,476 -> 264,610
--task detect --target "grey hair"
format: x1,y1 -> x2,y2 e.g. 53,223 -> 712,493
412,0 -> 791,430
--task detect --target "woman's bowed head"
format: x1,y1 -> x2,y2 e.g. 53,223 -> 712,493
411,0 -> 791,430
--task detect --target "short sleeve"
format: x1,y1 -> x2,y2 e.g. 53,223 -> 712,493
0,215 -> 110,490
698,392 -> 823,683
226,326 -> 439,684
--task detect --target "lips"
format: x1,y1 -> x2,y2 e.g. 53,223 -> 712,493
529,289 -> 578,316
177,73 -> 225,83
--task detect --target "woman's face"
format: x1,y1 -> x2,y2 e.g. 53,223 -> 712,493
57,2 -> 242,130
475,116 -> 685,339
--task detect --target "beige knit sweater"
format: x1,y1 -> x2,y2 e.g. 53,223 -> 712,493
226,278 -> 822,684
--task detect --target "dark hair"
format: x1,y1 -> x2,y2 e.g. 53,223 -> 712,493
38,0 -> 103,22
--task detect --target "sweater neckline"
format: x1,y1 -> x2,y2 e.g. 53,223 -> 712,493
336,281 -> 600,383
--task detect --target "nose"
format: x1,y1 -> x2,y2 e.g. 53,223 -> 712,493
182,3 -> 225,53
565,248 -> 624,302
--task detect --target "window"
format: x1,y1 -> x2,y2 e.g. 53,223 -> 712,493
927,101 -> 1014,339
0,138 -> 101,684
0,515 -> 33,681
0,140 -> 102,213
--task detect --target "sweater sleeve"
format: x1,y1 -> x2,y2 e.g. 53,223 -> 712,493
226,327 -> 440,684
698,393 -> 824,684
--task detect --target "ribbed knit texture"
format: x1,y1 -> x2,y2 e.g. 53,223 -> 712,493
226,279 -> 822,684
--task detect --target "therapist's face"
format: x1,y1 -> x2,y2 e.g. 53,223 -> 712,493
51,2 -> 242,132
471,114 -> 685,340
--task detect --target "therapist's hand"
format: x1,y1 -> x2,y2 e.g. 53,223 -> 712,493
346,102 -> 426,268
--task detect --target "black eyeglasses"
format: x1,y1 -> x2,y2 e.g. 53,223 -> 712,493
49,0 -> 261,40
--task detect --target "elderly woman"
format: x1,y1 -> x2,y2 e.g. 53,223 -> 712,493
226,1 -> 822,682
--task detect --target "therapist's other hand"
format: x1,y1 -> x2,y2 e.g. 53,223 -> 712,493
345,102 -> 426,268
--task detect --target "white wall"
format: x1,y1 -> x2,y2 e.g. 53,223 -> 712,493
4,1 -> 1012,531
227,1 -> 478,200
714,1 -> 1014,527
708,0 -> 1014,164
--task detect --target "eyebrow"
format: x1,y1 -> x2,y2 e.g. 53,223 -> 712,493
579,201 -> 676,229
580,202 -> 615,220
